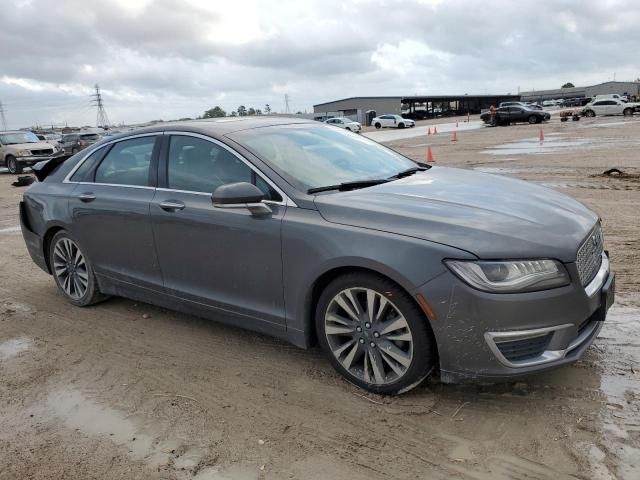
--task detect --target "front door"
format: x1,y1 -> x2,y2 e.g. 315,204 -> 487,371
150,133 -> 287,327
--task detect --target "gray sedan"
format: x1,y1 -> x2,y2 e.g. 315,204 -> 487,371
20,117 -> 614,394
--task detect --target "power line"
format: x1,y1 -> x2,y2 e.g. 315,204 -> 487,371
0,100 -> 8,130
90,84 -> 110,128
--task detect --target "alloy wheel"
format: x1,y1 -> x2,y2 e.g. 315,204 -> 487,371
324,287 -> 414,385
52,238 -> 89,300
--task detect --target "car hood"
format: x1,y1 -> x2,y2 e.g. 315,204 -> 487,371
4,142 -> 55,150
314,166 -> 598,262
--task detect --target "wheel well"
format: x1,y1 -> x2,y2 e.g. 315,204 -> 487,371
42,226 -> 64,273
306,266 -> 438,353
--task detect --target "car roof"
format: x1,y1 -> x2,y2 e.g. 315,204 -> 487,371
106,116 -> 316,142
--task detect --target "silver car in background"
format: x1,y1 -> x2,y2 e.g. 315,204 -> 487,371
324,117 -> 362,132
20,117 -> 614,394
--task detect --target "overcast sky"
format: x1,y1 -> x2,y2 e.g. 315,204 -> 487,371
1,0 -> 639,128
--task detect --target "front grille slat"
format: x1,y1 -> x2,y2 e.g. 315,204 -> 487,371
29,148 -> 54,156
576,224 -> 604,286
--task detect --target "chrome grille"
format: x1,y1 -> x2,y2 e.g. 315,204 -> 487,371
576,225 -> 604,286
30,148 -> 54,156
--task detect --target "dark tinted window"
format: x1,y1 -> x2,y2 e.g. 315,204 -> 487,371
167,135 -> 280,201
80,133 -> 99,141
95,136 -> 155,186
70,147 -> 105,182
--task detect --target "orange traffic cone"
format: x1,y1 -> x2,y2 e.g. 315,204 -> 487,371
433,126 -> 438,134
452,131 -> 458,142
427,127 -> 432,135
539,127 -> 544,142
427,146 -> 434,162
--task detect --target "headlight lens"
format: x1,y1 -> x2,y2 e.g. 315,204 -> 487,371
16,149 -> 30,157
445,259 -> 570,293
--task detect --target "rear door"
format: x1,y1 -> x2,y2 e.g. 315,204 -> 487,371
67,133 -> 163,290
149,133 -> 287,327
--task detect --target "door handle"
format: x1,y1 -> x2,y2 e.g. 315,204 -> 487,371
78,192 -> 96,202
159,200 -> 185,211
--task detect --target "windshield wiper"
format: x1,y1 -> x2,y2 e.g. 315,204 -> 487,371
388,166 -> 428,179
307,178 -> 390,194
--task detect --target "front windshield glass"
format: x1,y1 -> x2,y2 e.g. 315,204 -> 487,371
0,131 -> 40,145
230,124 -> 417,191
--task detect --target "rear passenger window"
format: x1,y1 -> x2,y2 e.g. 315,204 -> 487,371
95,136 -> 156,186
70,148 -> 105,182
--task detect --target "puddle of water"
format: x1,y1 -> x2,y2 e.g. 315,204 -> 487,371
483,136 -> 593,155
193,465 -> 259,480
0,336 -> 33,359
45,389 -> 158,461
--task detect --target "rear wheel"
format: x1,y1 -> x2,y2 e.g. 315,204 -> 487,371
623,108 -> 633,117
528,115 -> 538,124
6,156 -> 23,174
316,273 -> 436,395
584,110 -> 595,117
374,122 -> 381,129
49,231 -> 106,307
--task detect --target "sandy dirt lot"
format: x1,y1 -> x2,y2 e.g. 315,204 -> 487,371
0,115 -> 638,480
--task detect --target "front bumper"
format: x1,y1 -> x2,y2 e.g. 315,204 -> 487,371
417,252 -> 614,383
15,151 -> 63,166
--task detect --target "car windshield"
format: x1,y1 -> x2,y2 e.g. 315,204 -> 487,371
230,124 -> 417,191
0,131 -> 40,145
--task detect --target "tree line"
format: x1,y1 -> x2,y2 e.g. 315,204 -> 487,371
202,104 -> 272,119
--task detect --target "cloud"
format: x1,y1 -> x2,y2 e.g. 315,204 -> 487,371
0,0 -> 639,127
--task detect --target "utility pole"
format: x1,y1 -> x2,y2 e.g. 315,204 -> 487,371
284,93 -> 291,114
91,84 -> 110,128
0,100 -> 7,130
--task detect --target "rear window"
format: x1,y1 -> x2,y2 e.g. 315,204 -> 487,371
80,134 -> 100,141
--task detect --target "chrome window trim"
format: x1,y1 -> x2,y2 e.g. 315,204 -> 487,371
163,131 -> 296,207
70,181 -> 156,191
155,187 -> 287,207
63,132 -> 160,184
584,252 -> 609,297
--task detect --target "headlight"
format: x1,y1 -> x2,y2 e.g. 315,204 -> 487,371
445,259 -> 570,293
16,149 -> 31,157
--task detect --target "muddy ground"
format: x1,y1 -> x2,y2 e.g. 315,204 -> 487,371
0,115 -> 638,480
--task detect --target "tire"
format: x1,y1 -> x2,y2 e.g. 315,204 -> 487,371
71,147 -> 79,155
48,230 -> 107,307
528,115 -> 538,124
315,272 -> 436,395
374,122 -> 381,129
584,110 -> 595,118
623,108 -> 633,117
398,123 -> 405,129
6,156 -> 23,174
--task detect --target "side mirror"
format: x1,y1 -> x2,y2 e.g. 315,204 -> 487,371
211,182 -> 272,216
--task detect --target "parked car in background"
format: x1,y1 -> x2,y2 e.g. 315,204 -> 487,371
582,99 -> 639,117
0,130 -> 60,174
20,117 -> 614,394
541,100 -> 556,107
372,115 -> 416,129
324,117 -> 362,133
481,106 -> 551,125
593,94 -> 627,103
60,132 -> 101,155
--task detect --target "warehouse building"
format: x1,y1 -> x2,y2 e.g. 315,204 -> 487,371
520,81 -> 640,102
313,93 -> 520,125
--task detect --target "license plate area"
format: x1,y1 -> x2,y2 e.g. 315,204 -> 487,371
597,273 -> 615,322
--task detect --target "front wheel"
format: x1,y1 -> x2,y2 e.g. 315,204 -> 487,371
528,115 -> 538,124
316,273 -> 436,395
6,156 -> 23,174
584,110 -> 595,117
623,108 -> 633,117
374,122 -> 381,129
49,231 -> 107,307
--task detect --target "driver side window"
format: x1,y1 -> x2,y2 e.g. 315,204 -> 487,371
167,135 -> 281,201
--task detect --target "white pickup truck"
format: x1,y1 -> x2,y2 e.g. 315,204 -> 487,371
0,130 -> 62,174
